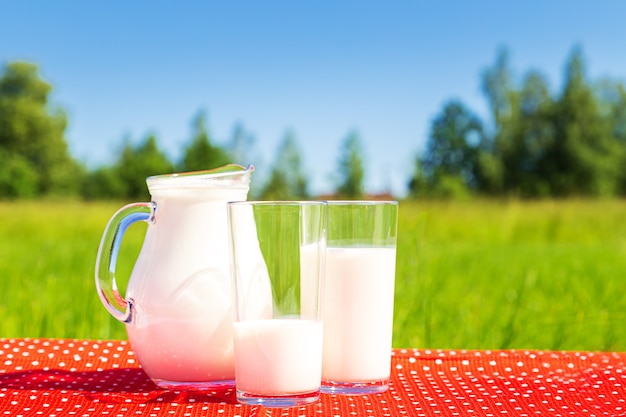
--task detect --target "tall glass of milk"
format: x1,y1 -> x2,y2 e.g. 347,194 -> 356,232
321,200 -> 398,394
228,201 -> 326,407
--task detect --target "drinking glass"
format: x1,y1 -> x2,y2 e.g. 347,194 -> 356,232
321,201 -> 398,394
228,201 -> 326,407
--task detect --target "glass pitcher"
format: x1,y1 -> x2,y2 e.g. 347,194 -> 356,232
95,164 -> 261,390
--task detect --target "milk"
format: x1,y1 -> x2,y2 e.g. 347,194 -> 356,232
322,246 -> 396,382
124,188 -> 271,386
234,319 -> 323,395
125,262 -> 236,383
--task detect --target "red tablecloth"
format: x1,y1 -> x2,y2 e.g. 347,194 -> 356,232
0,338 -> 625,416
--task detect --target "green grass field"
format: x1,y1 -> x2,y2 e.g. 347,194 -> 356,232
1,199 -> 625,351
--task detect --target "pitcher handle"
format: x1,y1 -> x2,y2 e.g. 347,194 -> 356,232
95,202 -> 156,324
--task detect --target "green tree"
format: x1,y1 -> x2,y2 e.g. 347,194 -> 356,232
414,46 -> 626,199
478,46 -> 626,198
478,48 -> 517,195
415,100 -> 484,198
495,71 -> 555,196
81,165 -> 127,200
548,47 -> 623,196
0,148 -> 38,198
0,61 -> 84,197
407,157 -> 429,198
610,86 -> 626,194
482,47 -> 514,130
335,131 -> 365,199
181,111 -> 231,172
116,134 -> 174,199
259,130 -> 309,200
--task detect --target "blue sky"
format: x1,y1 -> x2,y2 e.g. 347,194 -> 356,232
1,2 -> 625,196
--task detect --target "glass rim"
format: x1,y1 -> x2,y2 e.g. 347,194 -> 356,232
228,200 -> 327,207
325,200 -> 398,206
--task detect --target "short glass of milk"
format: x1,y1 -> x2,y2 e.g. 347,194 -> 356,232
321,200 -> 398,394
227,201 -> 326,407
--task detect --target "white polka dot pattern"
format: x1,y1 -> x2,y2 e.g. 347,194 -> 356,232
0,339 -> 625,416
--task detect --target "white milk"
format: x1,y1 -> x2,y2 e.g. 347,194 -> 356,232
125,189 -> 271,385
234,319 -> 323,395
322,246 -> 396,382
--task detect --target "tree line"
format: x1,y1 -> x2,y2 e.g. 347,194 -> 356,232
409,46 -> 626,199
2,46 -> 626,201
0,61 -> 366,201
